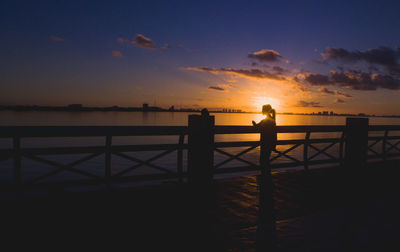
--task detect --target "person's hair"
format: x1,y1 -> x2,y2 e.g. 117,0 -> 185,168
262,104 -> 272,115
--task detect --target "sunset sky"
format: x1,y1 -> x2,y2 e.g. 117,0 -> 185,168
1,0 -> 400,115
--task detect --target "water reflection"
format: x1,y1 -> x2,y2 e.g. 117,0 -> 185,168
1,111 -> 400,126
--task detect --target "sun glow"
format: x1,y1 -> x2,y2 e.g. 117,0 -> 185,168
253,96 -> 281,112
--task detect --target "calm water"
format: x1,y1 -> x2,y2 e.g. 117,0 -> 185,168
1,111 -> 400,187
2,110 -> 400,126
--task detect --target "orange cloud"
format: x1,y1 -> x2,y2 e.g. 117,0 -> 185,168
112,51 -> 123,57
184,66 -> 285,81
248,49 -> 282,62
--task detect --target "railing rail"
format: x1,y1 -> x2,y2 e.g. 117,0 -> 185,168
1,123 -> 400,192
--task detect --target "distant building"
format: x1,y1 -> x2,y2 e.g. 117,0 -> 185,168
169,106 -> 175,111
143,103 -> 149,111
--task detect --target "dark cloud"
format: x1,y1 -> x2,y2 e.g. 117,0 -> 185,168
248,49 -> 282,62
319,87 -> 335,95
272,66 -> 286,74
184,66 -> 286,80
335,98 -> 345,103
321,46 -> 400,74
318,87 -> 352,97
305,73 -> 332,85
133,34 -> 156,49
208,86 -> 225,91
295,101 -> 323,107
305,70 -> 400,91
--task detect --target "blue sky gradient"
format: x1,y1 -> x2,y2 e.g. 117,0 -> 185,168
1,0 -> 400,114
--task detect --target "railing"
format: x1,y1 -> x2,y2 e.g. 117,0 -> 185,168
1,123 -> 400,192
0,126 -> 187,191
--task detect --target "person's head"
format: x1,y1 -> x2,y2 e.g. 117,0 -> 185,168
201,108 -> 209,117
262,104 -> 272,115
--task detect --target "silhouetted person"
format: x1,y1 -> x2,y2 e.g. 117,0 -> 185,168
201,108 -> 209,117
254,104 -> 278,251
252,104 -> 277,152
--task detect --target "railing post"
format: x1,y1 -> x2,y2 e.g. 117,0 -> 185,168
177,134 -> 184,183
339,131 -> 345,167
13,136 -> 21,194
382,129 -> 388,161
187,111 -> 214,187
342,117 -> 370,248
303,131 -> 310,170
105,135 -> 112,183
256,121 -> 277,251
344,117 -> 369,169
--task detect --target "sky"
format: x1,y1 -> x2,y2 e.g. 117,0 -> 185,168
1,0 -> 400,115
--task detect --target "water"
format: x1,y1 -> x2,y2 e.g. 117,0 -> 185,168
2,110 -> 400,126
1,111 -> 400,188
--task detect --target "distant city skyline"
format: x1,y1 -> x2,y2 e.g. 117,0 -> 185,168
1,1 -> 400,114
2,103 -> 400,117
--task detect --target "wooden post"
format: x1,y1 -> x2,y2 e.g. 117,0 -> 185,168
187,113 -> 214,187
256,121 -> 277,251
13,136 -> 21,194
344,117 -> 369,170
105,135 -> 112,180
303,131 -> 310,170
382,129 -> 388,161
342,117 -> 370,249
177,134 -> 184,183
187,112 -> 215,249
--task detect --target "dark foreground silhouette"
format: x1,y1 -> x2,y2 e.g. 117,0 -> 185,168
2,162 -> 400,251
1,107 -> 400,251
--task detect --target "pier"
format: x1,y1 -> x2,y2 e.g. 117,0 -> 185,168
1,116 -> 400,250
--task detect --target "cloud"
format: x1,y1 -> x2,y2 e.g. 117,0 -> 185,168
336,90 -> 352,97
208,86 -> 226,91
272,66 -> 286,74
295,100 -> 323,107
305,73 -> 332,85
305,70 -> 400,90
112,51 -> 123,57
334,98 -> 345,103
318,87 -> 352,97
321,46 -> 400,74
248,49 -> 282,62
161,43 -> 171,50
319,87 -> 335,95
49,35 -> 64,42
133,34 -> 156,49
184,66 -> 285,80
207,83 -> 233,92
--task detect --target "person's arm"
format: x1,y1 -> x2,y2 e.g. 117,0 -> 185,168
271,109 -> 276,121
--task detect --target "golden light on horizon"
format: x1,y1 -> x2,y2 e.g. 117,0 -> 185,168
253,96 -> 281,112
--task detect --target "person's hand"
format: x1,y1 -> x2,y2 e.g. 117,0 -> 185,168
252,120 -> 256,126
